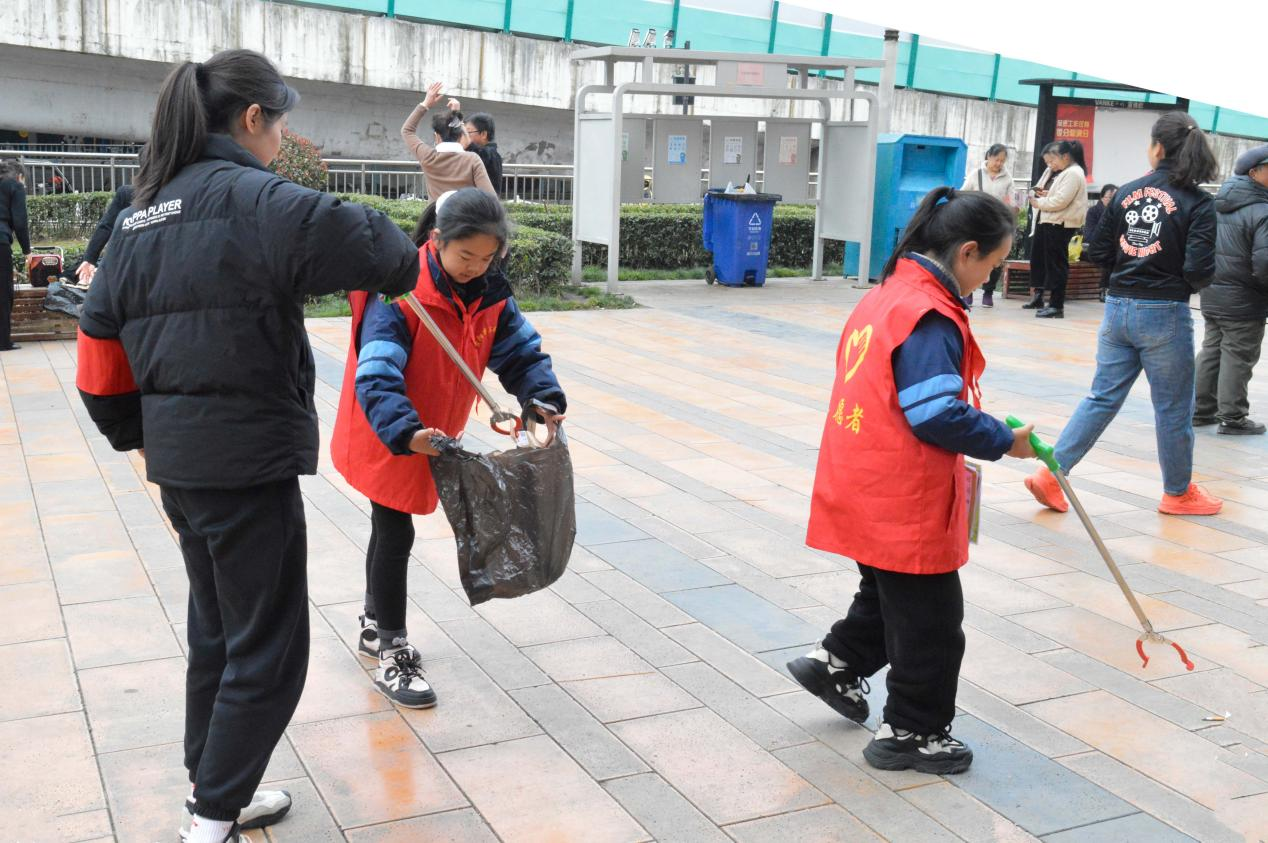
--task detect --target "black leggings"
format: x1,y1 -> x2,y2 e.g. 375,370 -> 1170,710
364,501 -> 415,642
1030,223 -> 1076,308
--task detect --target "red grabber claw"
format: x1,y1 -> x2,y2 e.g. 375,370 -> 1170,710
1136,637 -> 1149,669
1171,640 -> 1195,671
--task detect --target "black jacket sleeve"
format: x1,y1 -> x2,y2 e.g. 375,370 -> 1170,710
77,268 -> 144,451
5,179 -> 32,254
1184,194 -> 1218,291
81,186 -> 133,265
1086,197 -> 1121,267
260,180 -> 420,299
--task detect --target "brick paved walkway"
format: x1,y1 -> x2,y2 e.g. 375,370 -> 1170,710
3,279 -> 1267,842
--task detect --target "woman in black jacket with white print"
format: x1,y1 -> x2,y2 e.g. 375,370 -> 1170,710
1024,112 -> 1224,519
77,49 -> 418,843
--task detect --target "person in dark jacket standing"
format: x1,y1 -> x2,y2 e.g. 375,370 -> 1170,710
464,112 -> 503,195
76,50 -> 419,843
1,161 -> 32,351
75,183 -> 134,284
1194,144 -> 1268,435
1084,183 -> 1118,301
1024,112 -> 1224,517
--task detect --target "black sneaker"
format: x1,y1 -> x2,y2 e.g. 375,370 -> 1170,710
1192,415 -> 1218,427
180,790 -> 291,840
1022,292 -> 1044,309
376,647 -> 437,709
1218,418 -> 1266,436
786,647 -> 870,723
1035,306 -> 1064,319
863,722 -> 974,774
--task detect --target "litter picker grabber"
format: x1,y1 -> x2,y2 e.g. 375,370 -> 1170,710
1006,416 -> 1194,672
389,292 -> 549,446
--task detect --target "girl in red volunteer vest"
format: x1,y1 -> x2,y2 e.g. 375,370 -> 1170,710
331,189 -> 566,708
790,187 -> 1037,774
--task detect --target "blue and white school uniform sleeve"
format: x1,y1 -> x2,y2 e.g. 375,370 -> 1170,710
892,311 -> 1014,460
354,296 -> 422,455
487,297 -> 567,415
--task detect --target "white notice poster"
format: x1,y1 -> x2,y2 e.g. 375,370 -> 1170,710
667,134 -> 688,164
723,136 -> 743,165
779,136 -> 798,166
621,132 -> 629,163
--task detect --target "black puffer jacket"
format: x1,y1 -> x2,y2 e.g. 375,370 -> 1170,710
79,134 -> 419,489
1199,176 -> 1268,321
1086,160 -> 1216,301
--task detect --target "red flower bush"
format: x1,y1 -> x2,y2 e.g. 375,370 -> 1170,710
269,130 -> 329,190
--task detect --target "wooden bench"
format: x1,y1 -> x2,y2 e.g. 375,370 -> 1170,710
11,286 -> 78,341
1000,259 -> 1105,301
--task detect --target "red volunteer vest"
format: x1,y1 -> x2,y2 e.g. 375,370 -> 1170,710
331,245 -> 506,514
806,258 -> 986,574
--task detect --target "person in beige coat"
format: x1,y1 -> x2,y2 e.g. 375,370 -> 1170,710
960,143 -> 1016,307
401,82 -> 497,198
1025,139 -> 1089,318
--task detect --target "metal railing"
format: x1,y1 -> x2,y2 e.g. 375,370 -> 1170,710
0,150 -> 829,206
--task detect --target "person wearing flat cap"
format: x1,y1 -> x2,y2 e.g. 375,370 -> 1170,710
1195,143 -> 1268,435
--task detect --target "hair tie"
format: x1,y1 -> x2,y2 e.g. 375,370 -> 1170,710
936,193 -> 952,206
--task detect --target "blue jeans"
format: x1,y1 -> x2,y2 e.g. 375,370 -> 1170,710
1055,297 -> 1195,496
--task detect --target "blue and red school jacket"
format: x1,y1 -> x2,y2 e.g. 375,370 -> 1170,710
330,243 -> 565,515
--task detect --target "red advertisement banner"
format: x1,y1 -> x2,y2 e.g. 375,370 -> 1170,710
1055,103 -> 1095,181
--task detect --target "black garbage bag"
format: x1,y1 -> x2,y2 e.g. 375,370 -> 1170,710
42,280 -> 87,319
429,430 -> 576,605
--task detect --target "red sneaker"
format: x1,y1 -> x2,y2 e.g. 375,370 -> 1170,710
1158,484 -> 1223,516
1024,468 -> 1069,513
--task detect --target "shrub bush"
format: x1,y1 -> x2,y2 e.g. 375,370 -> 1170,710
503,203 -> 845,269
25,191 -> 114,240
269,131 -> 328,190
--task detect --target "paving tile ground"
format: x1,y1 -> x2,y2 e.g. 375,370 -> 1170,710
3,278 -> 1268,841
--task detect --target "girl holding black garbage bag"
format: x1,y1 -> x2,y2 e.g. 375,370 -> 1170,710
331,188 -> 566,709
76,50 -> 421,843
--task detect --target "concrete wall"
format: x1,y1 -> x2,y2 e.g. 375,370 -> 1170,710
2,0 -> 1261,175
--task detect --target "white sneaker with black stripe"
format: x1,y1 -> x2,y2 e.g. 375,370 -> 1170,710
863,722 -> 974,774
376,646 -> 438,709
179,789 -> 292,840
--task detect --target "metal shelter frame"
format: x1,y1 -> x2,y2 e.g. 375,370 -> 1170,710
570,47 -> 887,291
1020,78 -> 1188,184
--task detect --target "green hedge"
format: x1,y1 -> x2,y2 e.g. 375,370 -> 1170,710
501,203 -> 847,270
20,192 -> 576,296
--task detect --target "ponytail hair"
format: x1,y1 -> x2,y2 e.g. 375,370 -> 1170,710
1054,139 -> 1087,173
412,188 -> 509,249
1151,111 -> 1218,189
134,49 -> 299,207
432,110 -> 466,144
881,187 -> 1016,281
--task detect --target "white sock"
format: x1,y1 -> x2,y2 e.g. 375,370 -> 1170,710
186,815 -> 234,843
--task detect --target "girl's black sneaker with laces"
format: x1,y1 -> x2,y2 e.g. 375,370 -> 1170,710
863,722 -> 974,774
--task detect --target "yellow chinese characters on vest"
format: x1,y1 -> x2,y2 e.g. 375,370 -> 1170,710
832,324 -> 871,434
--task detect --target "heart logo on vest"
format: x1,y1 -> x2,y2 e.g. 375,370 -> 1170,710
841,324 -> 872,384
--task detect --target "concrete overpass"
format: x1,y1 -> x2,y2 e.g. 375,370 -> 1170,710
1,0 -> 1261,172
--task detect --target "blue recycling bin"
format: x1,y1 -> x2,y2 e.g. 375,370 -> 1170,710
845,134 -> 968,281
702,189 -> 782,287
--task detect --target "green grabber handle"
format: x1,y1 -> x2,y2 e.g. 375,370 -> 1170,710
1006,416 -> 1060,474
